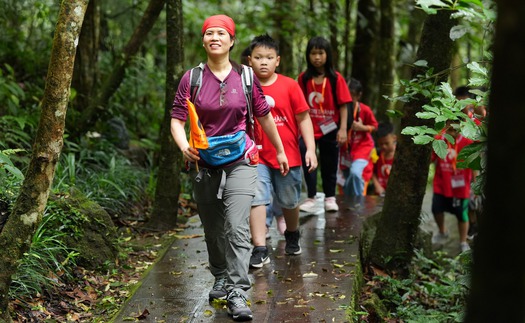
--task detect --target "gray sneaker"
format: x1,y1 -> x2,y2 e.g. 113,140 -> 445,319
208,276 -> 227,302
284,230 -> 302,255
226,290 -> 253,321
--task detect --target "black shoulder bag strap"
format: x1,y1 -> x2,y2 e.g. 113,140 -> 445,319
189,62 -> 205,102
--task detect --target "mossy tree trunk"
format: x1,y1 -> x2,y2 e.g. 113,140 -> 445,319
342,0 -> 354,78
76,0 -> 165,137
465,2 -> 525,321
274,0 -> 295,76
351,0 -> 379,104
148,0 -> 184,231
0,0 -> 88,320
374,0 -> 396,122
367,10 -> 456,275
71,0 -> 100,114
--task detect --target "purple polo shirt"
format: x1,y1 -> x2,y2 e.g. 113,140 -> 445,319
171,64 -> 270,138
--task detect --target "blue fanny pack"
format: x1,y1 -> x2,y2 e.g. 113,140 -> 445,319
199,131 -> 246,166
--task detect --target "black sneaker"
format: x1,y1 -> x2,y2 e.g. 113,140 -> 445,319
208,276 -> 227,302
467,223 -> 478,240
284,230 -> 302,255
226,290 -> 253,321
249,246 -> 270,268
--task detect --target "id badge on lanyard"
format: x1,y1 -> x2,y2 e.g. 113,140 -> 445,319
313,77 -> 337,135
319,117 -> 337,134
451,173 -> 465,188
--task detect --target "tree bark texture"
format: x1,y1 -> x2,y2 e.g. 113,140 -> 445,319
78,0 -> 165,136
342,0 -> 354,78
368,10 -> 455,274
148,0 -> 184,231
328,0 -> 340,70
374,0 -> 396,121
274,0 -> 296,76
351,0 -> 379,105
0,0 -> 88,319
465,2 -> 525,322
71,0 -> 100,115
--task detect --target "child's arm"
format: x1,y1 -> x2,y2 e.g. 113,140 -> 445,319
372,173 -> 385,196
296,111 -> 317,173
257,112 -> 289,176
336,104 -> 348,145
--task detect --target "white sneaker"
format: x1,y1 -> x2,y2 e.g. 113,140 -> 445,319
299,198 -> 316,213
460,242 -> 471,252
431,232 -> 449,245
324,197 -> 339,212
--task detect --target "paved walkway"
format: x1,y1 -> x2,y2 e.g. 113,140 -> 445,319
112,188 -> 461,322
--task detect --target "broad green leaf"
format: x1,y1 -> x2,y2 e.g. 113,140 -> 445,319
416,0 -> 450,14
401,126 -> 421,135
461,120 -> 480,140
413,135 -> 434,145
413,60 -> 428,67
433,140 -> 448,159
444,133 -> 456,145
450,25 -> 468,40
416,111 -> 438,119
440,82 -> 455,99
423,105 -> 441,115
467,62 -> 488,76
4,164 -> 24,180
468,76 -> 487,87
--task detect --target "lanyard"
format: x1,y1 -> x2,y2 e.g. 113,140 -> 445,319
311,77 -> 327,114
447,140 -> 458,172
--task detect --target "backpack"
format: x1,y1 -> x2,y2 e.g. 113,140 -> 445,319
189,63 -> 255,141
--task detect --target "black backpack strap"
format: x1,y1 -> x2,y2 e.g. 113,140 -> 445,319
241,64 -> 255,139
189,62 -> 205,102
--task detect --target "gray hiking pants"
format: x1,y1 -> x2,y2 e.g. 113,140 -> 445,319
191,163 -> 256,291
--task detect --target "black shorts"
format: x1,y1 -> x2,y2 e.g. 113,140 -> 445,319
431,193 -> 469,222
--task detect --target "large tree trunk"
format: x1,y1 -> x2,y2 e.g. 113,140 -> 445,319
71,0 -> 100,114
0,0 -> 88,320
328,0 -> 340,70
351,0 -> 379,104
274,0 -> 296,76
147,0 -> 183,231
342,0 -> 354,78
367,10 -> 456,275
76,0 -> 165,136
465,2 -> 525,321
374,0 -> 396,121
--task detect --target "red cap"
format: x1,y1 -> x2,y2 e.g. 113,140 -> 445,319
201,14 -> 235,36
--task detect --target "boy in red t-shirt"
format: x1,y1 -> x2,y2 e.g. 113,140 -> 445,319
372,122 -> 397,196
431,121 -> 474,252
248,34 -> 317,268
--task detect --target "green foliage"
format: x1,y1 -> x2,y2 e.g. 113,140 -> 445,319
54,138 -> 151,217
10,211 -> 79,300
367,250 -> 471,322
389,1 -> 494,195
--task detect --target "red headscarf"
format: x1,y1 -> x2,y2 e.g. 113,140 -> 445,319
201,14 -> 235,36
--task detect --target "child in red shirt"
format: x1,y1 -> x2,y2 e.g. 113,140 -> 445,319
431,121 -> 474,252
339,78 -> 378,197
372,122 -> 397,196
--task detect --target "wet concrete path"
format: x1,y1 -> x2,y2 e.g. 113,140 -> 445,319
112,195 -> 382,322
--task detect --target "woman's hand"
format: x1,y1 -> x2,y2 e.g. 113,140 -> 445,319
182,146 -> 200,163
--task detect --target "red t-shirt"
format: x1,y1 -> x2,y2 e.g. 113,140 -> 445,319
349,102 -> 378,160
257,74 -> 310,169
297,72 -> 352,139
432,135 -> 473,199
374,152 -> 393,189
